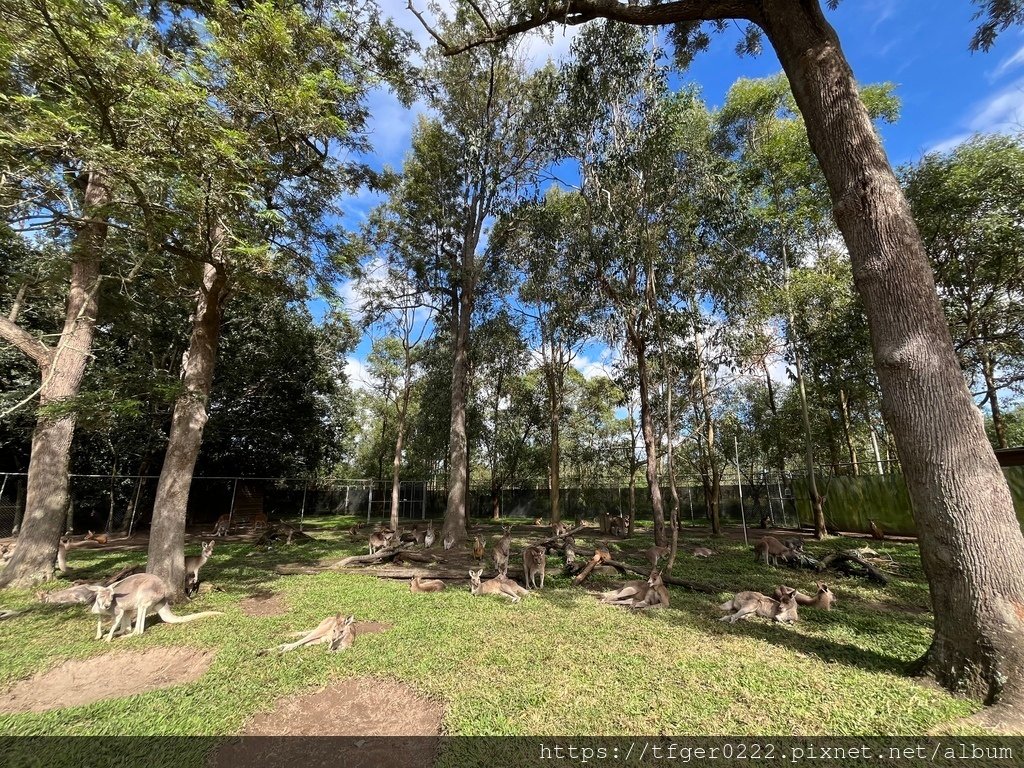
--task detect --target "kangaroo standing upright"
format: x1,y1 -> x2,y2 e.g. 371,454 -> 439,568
493,525 -> 512,577
424,521 -> 436,548
522,545 -> 546,589
184,540 -> 215,595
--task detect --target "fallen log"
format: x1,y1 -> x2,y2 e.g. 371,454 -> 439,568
332,546 -> 408,567
817,550 -> 891,585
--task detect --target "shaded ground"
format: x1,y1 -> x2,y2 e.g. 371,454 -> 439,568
210,677 -> 441,768
239,592 -> 287,617
0,647 -> 215,714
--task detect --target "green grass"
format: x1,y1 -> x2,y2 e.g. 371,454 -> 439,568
0,517 -> 982,745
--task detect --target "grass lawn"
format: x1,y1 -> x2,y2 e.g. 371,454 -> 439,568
0,516 -> 986,748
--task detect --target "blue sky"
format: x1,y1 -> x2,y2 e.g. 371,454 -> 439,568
340,0 -> 1024,388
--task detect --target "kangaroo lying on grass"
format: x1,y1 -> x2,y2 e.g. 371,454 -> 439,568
601,571 -> 669,609
692,547 -> 714,558
719,587 -> 798,624
89,573 -> 222,642
269,614 -> 356,653
468,569 -> 528,603
775,582 -> 835,610
409,575 -> 446,593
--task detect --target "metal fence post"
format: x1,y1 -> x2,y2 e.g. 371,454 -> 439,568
299,486 -> 307,532
735,436 -> 748,545
227,478 -> 238,533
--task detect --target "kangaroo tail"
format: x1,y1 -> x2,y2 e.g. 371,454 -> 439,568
157,606 -> 223,624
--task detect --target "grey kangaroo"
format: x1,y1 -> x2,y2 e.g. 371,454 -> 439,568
184,540 -> 215,594
89,573 -> 222,642
719,587 -> 799,624
522,545 -> 547,589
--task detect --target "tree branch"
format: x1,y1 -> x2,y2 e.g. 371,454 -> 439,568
0,316 -> 53,368
408,0 -> 756,56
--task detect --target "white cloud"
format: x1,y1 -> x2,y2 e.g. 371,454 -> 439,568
925,77 -> 1024,154
990,44 -> 1024,80
344,356 -> 374,391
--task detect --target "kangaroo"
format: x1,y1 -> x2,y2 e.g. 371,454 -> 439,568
468,569 -> 526,603
609,516 -> 626,537
442,533 -> 455,551
553,521 -> 568,538
522,545 -> 547,589
493,525 -> 512,575
271,614 -> 356,653
37,583 -> 98,605
368,530 -> 395,554
184,540 -> 215,594
775,582 -> 835,611
409,575 -> 446,593
348,523 -> 361,540
782,537 -> 805,553
646,545 -> 670,568
85,531 -> 108,545
719,587 -> 799,624
692,547 -> 714,558
533,517 -> 545,527
601,575 -> 651,606
55,537 -> 69,573
473,535 -> 485,563
424,521 -> 435,548
89,573 -> 222,642
753,536 -> 796,566
869,519 -> 885,540
633,571 -> 670,609
563,535 -> 577,564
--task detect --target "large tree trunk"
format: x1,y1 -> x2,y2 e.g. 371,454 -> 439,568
146,259 -> 229,598
762,0 -> 1024,711
0,171 -> 110,589
630,330 -> 666,546
442,269 -> 473,543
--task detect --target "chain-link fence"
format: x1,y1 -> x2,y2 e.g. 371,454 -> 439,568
0,469 -> 864,538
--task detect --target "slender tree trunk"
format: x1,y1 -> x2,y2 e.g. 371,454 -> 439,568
442,267 -> 473,543
146,258 -> 229,599
979,342 -> 1006,449
782,244 -> 827,538
693,324 -> 721,535
839,388 -> 860,474
762,0 -> 1024,711
549,405 -> 561,525
389,384 -> 412,532
762,360 -> 786,478
0,171 -> 110,588
630,329 -> 666,546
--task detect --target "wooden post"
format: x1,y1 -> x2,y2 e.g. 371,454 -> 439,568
299,486 -> 307,532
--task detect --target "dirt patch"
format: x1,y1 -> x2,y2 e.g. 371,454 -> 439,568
240,592 -> 287,617
211,677 -> 442,768
0,648 -> 215,714
354,620 -> 391,636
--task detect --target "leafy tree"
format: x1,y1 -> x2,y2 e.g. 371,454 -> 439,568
903,134 -> 1024,448
410,0 -> 1024,709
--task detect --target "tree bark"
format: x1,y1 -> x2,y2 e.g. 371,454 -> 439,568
146,258 -> 229,599
761,0 -> 1024,709
0,170 -> 110,589
630,328 -> 666,546
979,341 -> 1006,449
390,372 -> 414,532
442,259 -> 473,543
